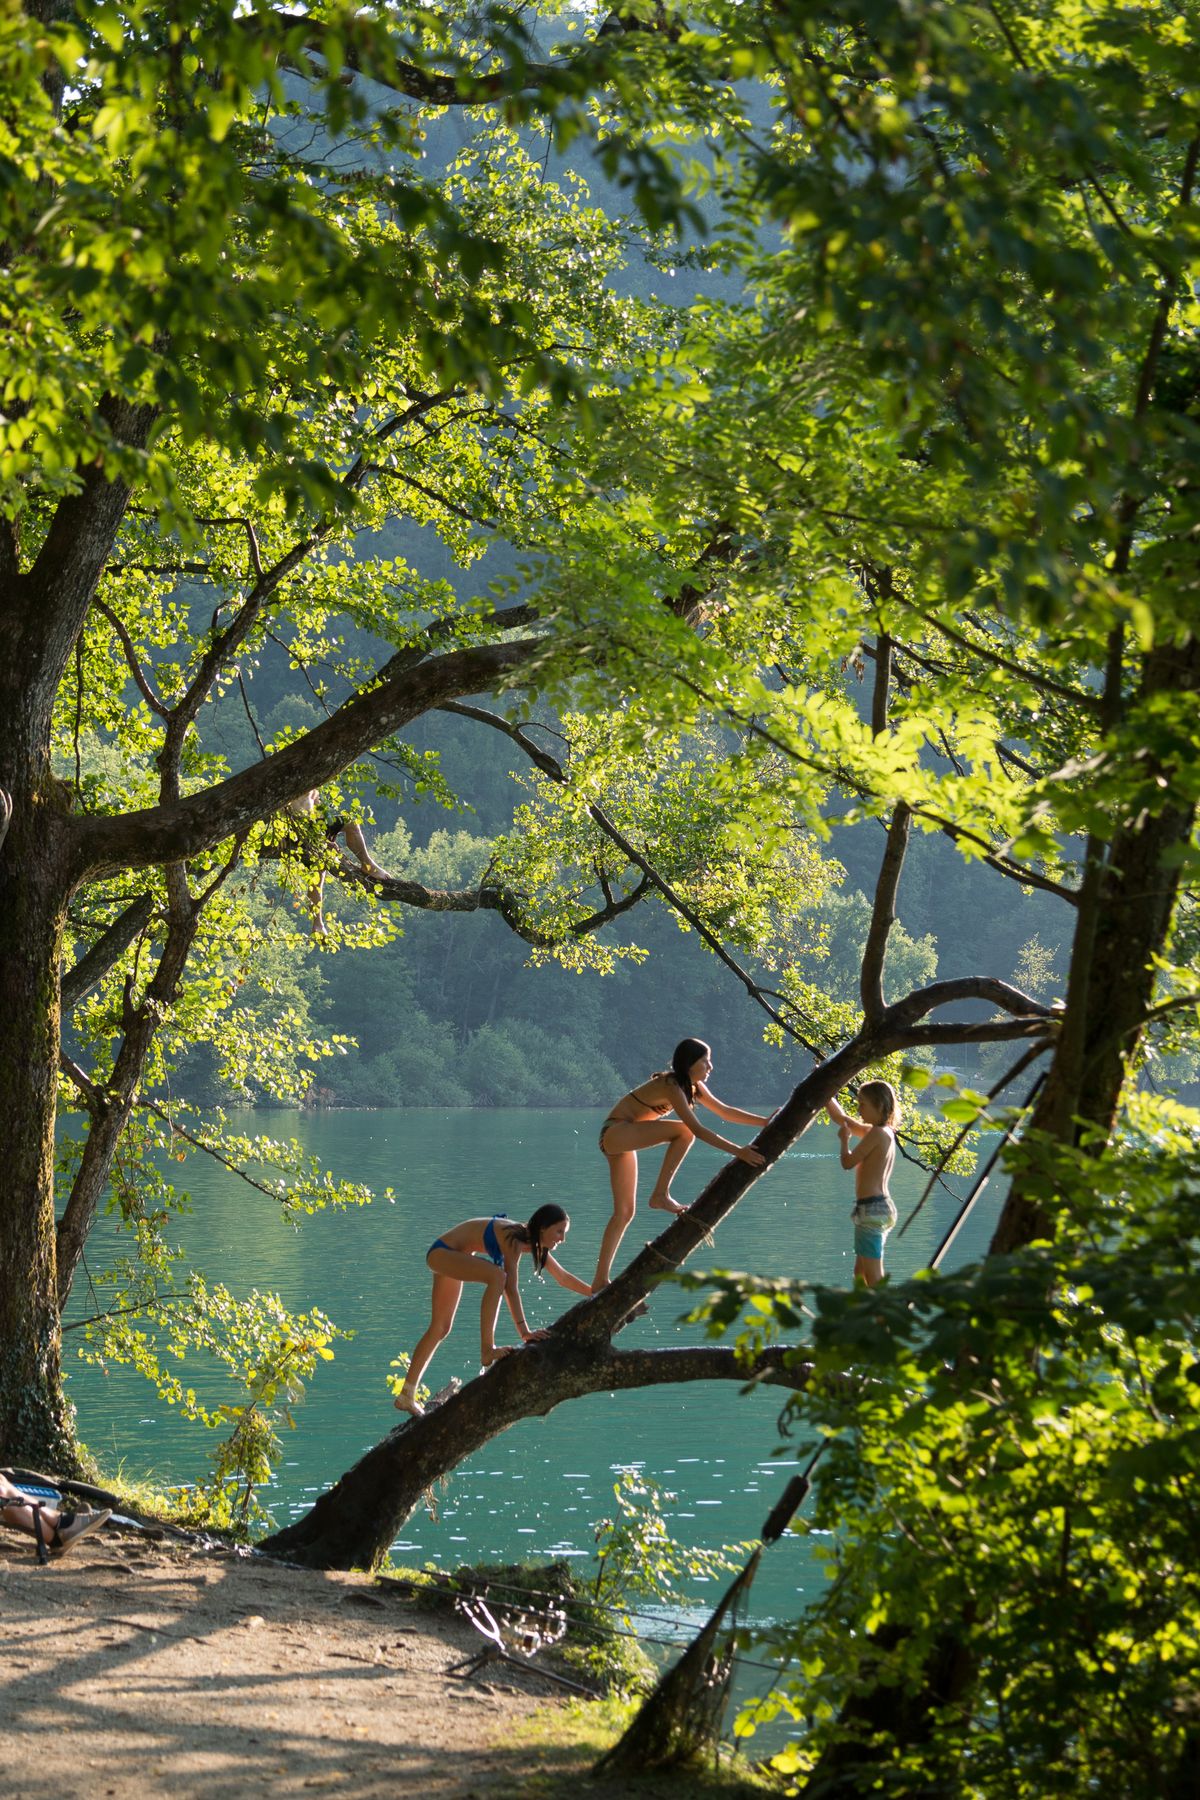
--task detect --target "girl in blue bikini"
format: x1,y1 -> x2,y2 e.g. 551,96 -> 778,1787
394,1204 -> 591,1416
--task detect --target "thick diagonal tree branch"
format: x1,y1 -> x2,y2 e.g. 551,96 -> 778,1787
67,633 -> 549,882
263,978 -> 1055,1568
61,895 -> 155,1011
260,1339 -> 814,1569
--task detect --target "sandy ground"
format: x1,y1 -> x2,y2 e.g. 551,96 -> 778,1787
0,1519 -> 599,1799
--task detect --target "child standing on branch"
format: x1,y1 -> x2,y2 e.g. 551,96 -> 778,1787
393,1205 -> 590,1417
826,1081 -> 900,1287
593,1037 -> 771,1291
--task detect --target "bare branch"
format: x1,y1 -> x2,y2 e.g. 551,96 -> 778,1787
897,1041 -> 1051,1238
437,701 -> 825,1053
361,466 -> 498,529
933,817 -> 1079,903
644,651 -> 1081,904
186,514 -> 265,580
238,673 -> 268,759
895,595 -> 1102,712
61,894 -> 156,1011
68,635 -> 548,880
887,975 -> 1054,1028
272,839 -> 651,948
1141,992 -> 1200,1028
860,804 -> 912,1022
90,599 -> 170,718
860,626 -> 913,1022
142,1100 -> 294,1204
105,562 -> 214,579
58,1052 -> 104,1116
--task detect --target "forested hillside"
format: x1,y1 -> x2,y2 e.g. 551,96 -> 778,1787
163,620 -> 1067,1109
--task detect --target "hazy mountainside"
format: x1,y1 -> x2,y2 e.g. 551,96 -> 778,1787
188,639 -> 1065,1110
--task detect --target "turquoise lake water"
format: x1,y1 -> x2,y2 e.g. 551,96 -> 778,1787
63,1107 -> 993,1684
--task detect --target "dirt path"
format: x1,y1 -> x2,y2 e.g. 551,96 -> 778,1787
0,1523 -> 584,1798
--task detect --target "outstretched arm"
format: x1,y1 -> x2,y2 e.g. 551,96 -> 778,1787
500,1251 -> 535,1342
695,1082 -> 771,1127
669,1082 -> 767,1165
827,1095 -> 870,1135
544,1255 -> 592,1298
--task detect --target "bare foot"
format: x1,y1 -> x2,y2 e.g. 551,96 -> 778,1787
357,859 -> 391,879
648,1192 -> 688,1214
393,1391 -> 424,1417
481,1345 -> 516,1367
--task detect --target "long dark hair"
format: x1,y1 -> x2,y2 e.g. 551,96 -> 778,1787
521,1203 -> 568,1275
670,1037 -> 710,1104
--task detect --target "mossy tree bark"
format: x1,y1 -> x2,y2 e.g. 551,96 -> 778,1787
0,801 -> 77,1467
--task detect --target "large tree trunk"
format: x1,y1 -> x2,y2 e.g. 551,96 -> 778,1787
0,411 -> 148,1463
991,635 -> 1200,1254
0,776 -> 77,1466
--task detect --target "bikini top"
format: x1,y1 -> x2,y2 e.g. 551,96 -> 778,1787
622,1074 -> 676,1117
481,1214 -> 509,1266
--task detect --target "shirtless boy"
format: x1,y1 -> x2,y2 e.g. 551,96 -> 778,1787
826,1081 -> 900,1286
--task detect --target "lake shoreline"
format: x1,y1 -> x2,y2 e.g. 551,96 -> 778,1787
0,1522 -> 773,1797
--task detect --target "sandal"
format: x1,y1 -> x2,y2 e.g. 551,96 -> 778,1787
50,1507 -> 112,1558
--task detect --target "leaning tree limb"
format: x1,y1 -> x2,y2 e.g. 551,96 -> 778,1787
60,894 -> 155,1011
260,988 -> 1054,1570
64,633 -> 548,881
259,1340 -> 815,1572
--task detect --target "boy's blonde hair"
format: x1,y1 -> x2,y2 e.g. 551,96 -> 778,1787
858,1080 -> 900,1126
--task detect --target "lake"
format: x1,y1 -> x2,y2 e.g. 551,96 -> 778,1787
63,1107 -> 992,1666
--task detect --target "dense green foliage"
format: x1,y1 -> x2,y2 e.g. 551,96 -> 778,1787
573,1 -> 1200,1790
697,1114 -> 1200,1794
